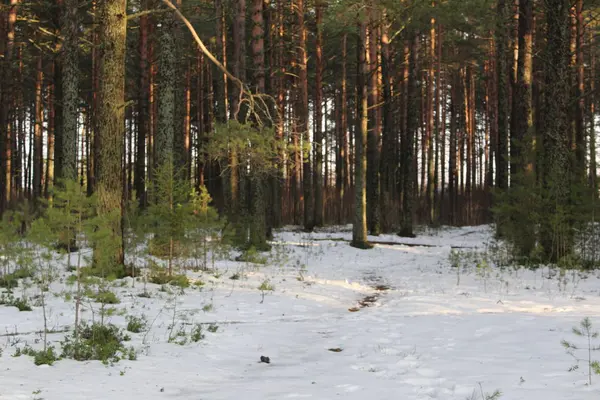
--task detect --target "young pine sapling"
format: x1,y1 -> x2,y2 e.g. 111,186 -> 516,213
562,317 -> 600,385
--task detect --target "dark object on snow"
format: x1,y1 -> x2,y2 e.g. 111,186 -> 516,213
260,356 -> 270,364
328,348 -> 343,352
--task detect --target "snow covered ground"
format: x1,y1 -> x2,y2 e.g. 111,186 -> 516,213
1,225 -> 600,400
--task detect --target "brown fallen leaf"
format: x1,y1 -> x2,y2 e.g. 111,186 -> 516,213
328,348 -> 343,352
348,307 -> 360,312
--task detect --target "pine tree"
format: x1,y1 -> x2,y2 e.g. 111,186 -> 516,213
94,0 -> 127,268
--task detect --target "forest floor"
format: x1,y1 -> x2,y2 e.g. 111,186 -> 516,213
1,225 -> 600,399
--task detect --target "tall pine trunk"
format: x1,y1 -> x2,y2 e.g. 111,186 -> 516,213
33,55 -> 44,201
59,0 -> 79,182
366,6 -> 381,235
540,0 -> 572,261
399,35 -> 418,238
0,0 -> 18,212
313,1 -> 324,227
351,18 -> 371,249
157,10 -> 176,170
135,0 -> 150,207
496,0 -> 509,193
249,0 -> 268,249
95,0 -> 127,266
297,0 -> 313,230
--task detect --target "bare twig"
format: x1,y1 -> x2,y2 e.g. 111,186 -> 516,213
160,0 -> 276,125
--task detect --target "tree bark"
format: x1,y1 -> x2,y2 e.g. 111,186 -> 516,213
313,1 -> 324,227
366,6 -> 381,235
135,0 -> 150,207
249,0 -> 268,249
496,0 -> 509,192
33,56 -> 44,201
540,0 -> 572,261
351,18 -> 370,248
574,0 -> 585,180
59,0 -> 80,182
0,0 -> 18,212
399,35 -> 418,238
157,11 -> 176,170
95,0 -> 127,266
296,0 -> 313,231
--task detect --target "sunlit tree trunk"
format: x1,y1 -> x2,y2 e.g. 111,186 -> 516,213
59,0 -> 79,182
33,55 -> 44,201
95,0 -> 127,266
351,18 -> 370,248
313,0 -> 324,227
496,0 -> 509,193
0,0 -> 18,212
296,0 -> 313,230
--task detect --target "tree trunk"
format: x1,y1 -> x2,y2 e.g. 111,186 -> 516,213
157,11 -> 176,170
426,13 -> 436,225
589,29 -> 597,191
272,0 -> 285,227
135,0 -> 150,207
95,0 -> 127,267
197,51 -> 205,187
172,0 -> 186,176
0,0 -> 18,213
496,0 -> 509,193
366,6 -> 381,235
33,55 -> 44,201
574,0 -> 585,180
52,0 -> 64,190
59,0 -> 79,182
540,0 -> 572,261
88,0 -> 98,195
46,61 -> 56,199
399,35 -> 418,238
380,18 -> 395,232
296,0 -> 313,231
249,0 -> 268,249
231,0 -> 247,120
313,1 -> 324,227
351,18 -> 370,249
341,33 -> 350,222
215,0 -> 228,123
449,70 -> 458,225
512,0 -> 534,183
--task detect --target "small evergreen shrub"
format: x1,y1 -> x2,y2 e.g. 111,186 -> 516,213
207,324 -> 219,333
562,317 -> 600,385
193,280 -> 205,287
258,280 -> 274,291
0,293 -> 32,311
0,268 -> 33,289
79,264 -> 135,281
236,246 -> 268,264
91,290 -> 120,305
61,323 -> 134,364
14,345 -> 59,366
190,324 -> 205,342
126,315 -> 148,333
150,273 -> 190,288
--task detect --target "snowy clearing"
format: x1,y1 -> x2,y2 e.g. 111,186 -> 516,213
1,225 -> 600,400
